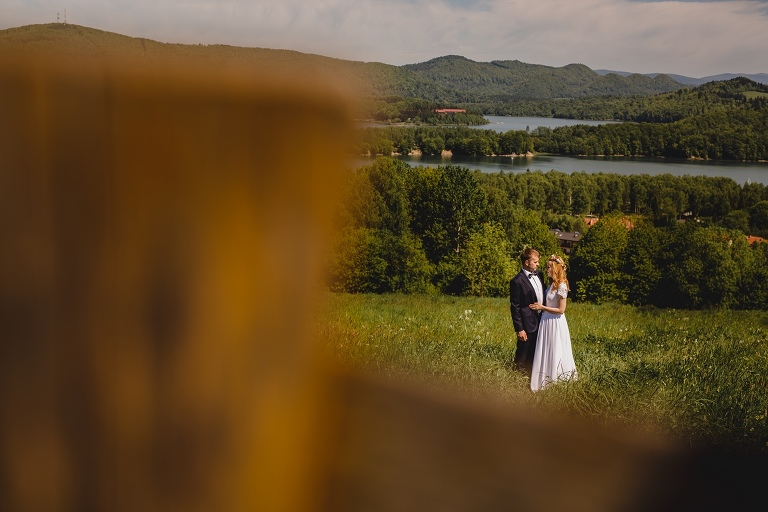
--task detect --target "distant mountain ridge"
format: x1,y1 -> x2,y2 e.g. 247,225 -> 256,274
1,23 -> 686,102
595,69 -> 768,86
397,55 -> 683,101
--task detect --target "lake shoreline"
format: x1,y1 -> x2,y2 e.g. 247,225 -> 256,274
353,116 -> 768,184
362,151 -> 767,164
351,153 -> 768,185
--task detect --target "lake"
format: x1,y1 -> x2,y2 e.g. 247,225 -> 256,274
351,154 -> 768,185
475,115 -> 619,133
358,115 -> 614,132
352,116 -> 768,185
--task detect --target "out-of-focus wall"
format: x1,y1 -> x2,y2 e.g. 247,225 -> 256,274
0,55 -> 351,512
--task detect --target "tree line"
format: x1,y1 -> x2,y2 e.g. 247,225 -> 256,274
355,126 -> 534,157
356,105 -> 768,161
329,157 -> 768,309
479,168 -> 768,232
359,97 -> 488,126
533,106 -> 768,160
570,214 -> 768,309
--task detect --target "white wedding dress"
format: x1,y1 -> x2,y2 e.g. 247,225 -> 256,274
530,283 -> 578,392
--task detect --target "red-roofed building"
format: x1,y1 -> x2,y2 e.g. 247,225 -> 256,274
582,215 -> 635,230
434,108 -> 466,114
747,235 -> 766,245
584,215 -> 599,227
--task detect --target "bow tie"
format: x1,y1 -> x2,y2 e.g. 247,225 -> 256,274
527,272 -> 537,279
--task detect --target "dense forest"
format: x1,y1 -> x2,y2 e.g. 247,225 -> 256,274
359,97 -> 488,126
330,157 -> 768,309
387,56 -> 683,102
356,78 -> 768,160
473,76 -> 768,120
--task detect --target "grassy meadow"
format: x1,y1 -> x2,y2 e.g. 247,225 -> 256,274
315,293 -> 768,455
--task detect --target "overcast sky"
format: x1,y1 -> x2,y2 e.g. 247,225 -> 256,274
2,0 -> 767,77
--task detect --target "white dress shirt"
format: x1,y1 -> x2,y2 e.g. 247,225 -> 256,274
526,270 -> 543,305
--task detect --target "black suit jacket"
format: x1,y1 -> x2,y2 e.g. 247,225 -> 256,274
509,269 -> 545,335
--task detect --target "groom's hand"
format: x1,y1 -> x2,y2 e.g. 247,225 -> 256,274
517,330 -> 527,341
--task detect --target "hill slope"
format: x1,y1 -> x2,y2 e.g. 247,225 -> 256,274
1,23 -> 684,101
402,56 -> 682,101
595,68 -> 768,86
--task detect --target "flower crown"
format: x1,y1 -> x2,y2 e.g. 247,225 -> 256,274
549,255 -> 566,269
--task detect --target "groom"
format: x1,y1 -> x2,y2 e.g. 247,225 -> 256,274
509,247 -> 544,377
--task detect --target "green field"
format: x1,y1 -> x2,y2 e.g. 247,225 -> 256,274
315,293 -> 768,454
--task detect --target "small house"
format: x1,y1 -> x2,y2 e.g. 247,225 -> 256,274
551,229 -> 582,255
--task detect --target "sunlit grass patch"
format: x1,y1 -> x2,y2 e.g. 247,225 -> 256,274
315,293 -> 768,454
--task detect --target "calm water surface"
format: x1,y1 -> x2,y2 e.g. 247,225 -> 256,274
476,115 -> 619,132
358,115 -> 614,132
350,154 -> 768,185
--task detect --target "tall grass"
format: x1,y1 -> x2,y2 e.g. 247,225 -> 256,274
314,293 -> 768,454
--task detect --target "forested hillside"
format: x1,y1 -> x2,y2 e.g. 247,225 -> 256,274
479,76 -> 768,120
400,56 -> 682,102
330,157 -> 768,309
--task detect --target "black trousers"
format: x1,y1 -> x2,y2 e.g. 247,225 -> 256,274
514,329 -> 538,376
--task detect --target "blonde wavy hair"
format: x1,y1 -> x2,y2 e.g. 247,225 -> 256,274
548,254 -> 570,292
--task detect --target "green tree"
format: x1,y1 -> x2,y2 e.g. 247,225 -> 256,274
498,130 -> 533,155
437,164 -> 488,256
593,173 -> 629,214
749,201 -> 768,237
460,222 -> 516,297
420,136 -> 445,156
740,182 -> 767,210
569,172 -> 596,215
623,223 -> 665,306
569,215 -> 630,303
336,165 -> 379,229
722,209 -> 750,234
516,171 -> 552,212
544,170 -> 572,214
741,242 -> 768,309
365,157 -> 412,234
382,231 -> 435,294
506,206 -> 559,257
658,225 -> 743,308
395,132 -> 415,155
407,165 -> 447,263
456,135 -> 492,156
328,228 -> 389,293
328,228 -> 434,294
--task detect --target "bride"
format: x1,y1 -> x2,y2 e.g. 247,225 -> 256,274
528,255 -> 578,392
